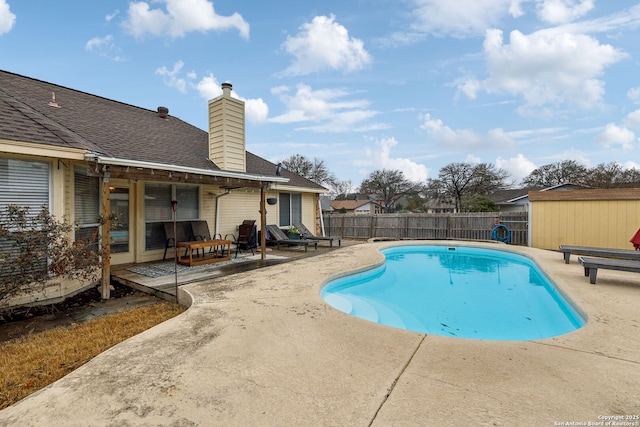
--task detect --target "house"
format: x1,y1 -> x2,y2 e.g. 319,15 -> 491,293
488,184 -> 587,213
487,188 -> 541,213
0,70 -> 326,301
328,199 -> 383,214
320,196 -> 334,215
423,199 -> 456,214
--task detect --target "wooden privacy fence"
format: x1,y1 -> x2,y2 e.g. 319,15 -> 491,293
323,212 -> 529,246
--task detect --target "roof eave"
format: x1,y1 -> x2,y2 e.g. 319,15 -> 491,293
86,153 -> 289,184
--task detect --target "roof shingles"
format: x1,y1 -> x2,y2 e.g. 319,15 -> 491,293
0,70 -> 324,190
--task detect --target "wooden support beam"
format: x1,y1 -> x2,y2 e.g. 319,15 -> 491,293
260,187 -> 267,260
101,178 -> 111,299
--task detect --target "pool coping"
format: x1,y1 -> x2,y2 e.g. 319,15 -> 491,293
1,241 -> 639,426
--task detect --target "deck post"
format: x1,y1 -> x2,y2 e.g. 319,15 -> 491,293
260,187 -> 267,260
101,177 -> 111,300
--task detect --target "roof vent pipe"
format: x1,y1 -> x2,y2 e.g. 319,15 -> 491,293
221,82 -> 232,97
157,106 -> 169,119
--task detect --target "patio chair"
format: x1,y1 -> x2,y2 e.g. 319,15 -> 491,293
294,222 -> 341,247
265,224 -> 318,251
163,221 -> 195,261
226,220 -> 258,258
190,220 -> 223,257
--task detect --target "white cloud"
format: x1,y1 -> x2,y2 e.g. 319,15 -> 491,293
465,154 -> 482,164
594,123 -> 636,150
244,98 -> 269,124
85,35 -> 125,62
85,35 -> 113,51
106,10 -> 119,23
280,14 -> 371,76
155,61 -> 189,93
536,0 -> 594,24
621,160 -> 640,170
628,87 -> 640,104
459,29 -> 627,114
356,137 -> 429,182
542,3 -> 640,35
385,1 -> 639,46
407,0 -> 520,38
194,73 -> 221,99
123,0 -> 249,39
420,114 -> 516,150
0,0 -> 16,35
269,83 -> 384,132
495,153 -> 537,183
625,110 -> 640,129
192,73 -> 268,123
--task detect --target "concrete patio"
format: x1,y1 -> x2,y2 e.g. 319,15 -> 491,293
0,241 -> 638,426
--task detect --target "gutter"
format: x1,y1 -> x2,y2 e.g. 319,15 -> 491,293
85,153 -> 289,184
214,189 -> 233,237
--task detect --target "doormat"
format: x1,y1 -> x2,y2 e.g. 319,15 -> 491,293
126,257 -> 251,278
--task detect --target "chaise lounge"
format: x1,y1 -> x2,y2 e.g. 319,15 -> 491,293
558,244 -> 640,264
578,256 -> 640,284
266,224 -> 318,251
294,222 -> 341,247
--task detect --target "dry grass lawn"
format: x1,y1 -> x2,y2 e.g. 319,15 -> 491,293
0,301 -> 184,409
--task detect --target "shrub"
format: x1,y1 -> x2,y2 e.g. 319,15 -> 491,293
0,205 -> 102,309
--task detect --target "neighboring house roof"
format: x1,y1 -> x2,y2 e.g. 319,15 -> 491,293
489,184 -> 589,205
0,70 -> 324,191
320,196 -> 333,211
335,193 -> 371,201
488,188 -> 542,204
329,200 -> 377,210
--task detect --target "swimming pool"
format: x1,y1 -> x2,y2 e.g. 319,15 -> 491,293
321,245 -> 585,340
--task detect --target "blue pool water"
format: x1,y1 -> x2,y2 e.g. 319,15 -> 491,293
321,245 -> 585,340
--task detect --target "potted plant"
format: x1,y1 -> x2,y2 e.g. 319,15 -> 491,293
287,225 -> 301,240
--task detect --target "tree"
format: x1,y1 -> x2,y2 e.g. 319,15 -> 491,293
0,205 -> 102,309
358,169 -> 422,212
522,160 -> 640,188
521,160 -> 587,187
462,195 -> 498,212
330,180 -> 354,198
281,154 -> 337,188
581,162 -> 640,188
427,162 -> 510,212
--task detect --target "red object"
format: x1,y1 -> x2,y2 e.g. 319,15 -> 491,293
630,228 -> 640,250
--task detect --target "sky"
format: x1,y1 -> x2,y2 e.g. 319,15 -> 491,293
1,1 -> 640,188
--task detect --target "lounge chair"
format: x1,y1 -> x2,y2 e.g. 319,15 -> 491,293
578,256 -> 640,284
266,224 -> 318,251
294,222 -> 341,247
558,245 -> 640,264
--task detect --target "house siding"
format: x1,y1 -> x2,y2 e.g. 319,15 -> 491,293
530,189 -> 640,250
208,96 -> 246,173
301,193 -> 317,230
217,191 -> 278,239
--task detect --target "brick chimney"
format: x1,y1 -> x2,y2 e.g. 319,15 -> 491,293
208,82 -> 246,172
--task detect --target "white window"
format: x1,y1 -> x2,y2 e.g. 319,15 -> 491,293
0,157 -> 50,215
279,193 -> 302,227
0,157 -> 50,277
144,183 -> 199,250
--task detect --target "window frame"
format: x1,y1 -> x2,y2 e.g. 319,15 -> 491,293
278,192 -> 302,227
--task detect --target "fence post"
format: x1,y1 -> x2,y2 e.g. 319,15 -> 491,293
369,215 -> 375,239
